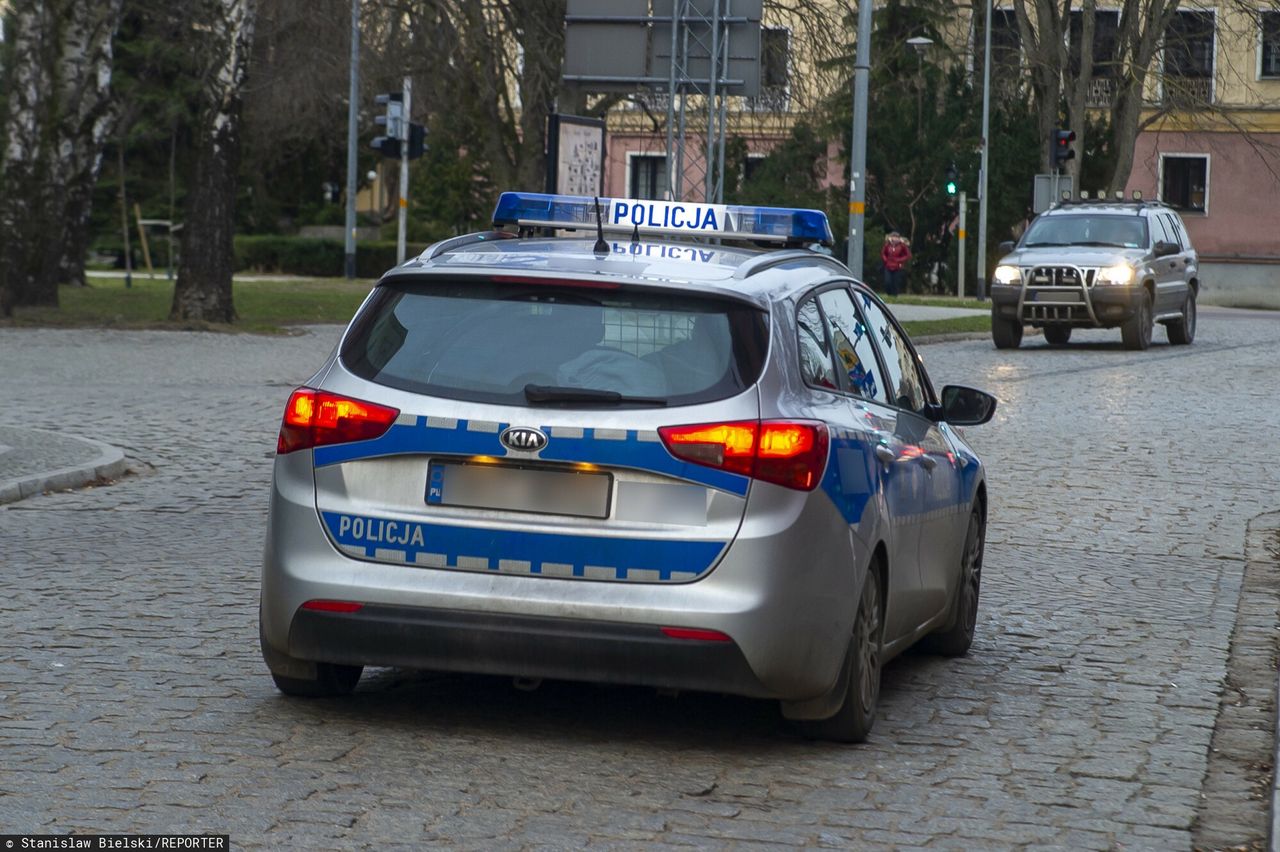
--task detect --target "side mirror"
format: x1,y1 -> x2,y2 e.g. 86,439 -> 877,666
997,240 -> 1015,255
939,385 -> 997,426
1154,240 -> 1180,258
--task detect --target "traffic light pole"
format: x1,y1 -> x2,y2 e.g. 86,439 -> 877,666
343,0 -> 359,280
974,0 -> 993,301
397,76 -> 411,265
957,191 -> 967,298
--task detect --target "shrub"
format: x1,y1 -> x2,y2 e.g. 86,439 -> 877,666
233,236 -> 429,278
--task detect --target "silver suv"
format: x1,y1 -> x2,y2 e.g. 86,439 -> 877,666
989,200 -> 1199,350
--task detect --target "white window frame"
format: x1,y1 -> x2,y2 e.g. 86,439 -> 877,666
1259,10 -> 1280,80
625,151 -> 668,201
1157,152 -> 1211,216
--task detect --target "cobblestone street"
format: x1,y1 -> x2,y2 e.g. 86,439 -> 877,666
1,310 -> 1277,849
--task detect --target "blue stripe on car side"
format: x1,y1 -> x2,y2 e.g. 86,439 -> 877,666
312,417 -> 750,496
321,510 -> 727,581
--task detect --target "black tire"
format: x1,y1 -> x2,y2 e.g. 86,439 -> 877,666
1042,325 -> 1072,345
795,569 -> 883,743
991,315 -> 1023,350
921,507 -> 985,657
271,663 -> 363,698
1121,289 -> 1154,350
1167,287 -> 1197,345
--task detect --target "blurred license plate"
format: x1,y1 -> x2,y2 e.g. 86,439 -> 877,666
426,461 -> 612,518
1032,289 -> 1080,303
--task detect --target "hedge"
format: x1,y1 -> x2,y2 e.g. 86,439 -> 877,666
234,236 -> 430,279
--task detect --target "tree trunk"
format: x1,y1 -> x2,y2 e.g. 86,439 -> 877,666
0,1 -> 61,315
172,0 -> 256,324
1105,0 -> 1179,191
1065,0 -> 1096,189
54,0 -> 124,288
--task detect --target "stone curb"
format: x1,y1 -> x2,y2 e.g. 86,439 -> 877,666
0,428 -> 128,505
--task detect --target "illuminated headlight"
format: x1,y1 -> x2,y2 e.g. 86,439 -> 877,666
993,265 -> 1021,285
1096,264 -> 1135,285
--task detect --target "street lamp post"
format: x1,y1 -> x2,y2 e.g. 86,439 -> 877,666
847,0 -> 874,277
906,36 -> 933,135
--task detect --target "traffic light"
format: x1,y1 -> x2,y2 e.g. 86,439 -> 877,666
944,162 -> 958,196
372,92 -> 404,159
1051,129 -> 1076,169
407,122 -> 426,160
371,92 -> 426,160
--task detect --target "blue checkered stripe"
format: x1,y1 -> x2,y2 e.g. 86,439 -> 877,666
322,510 -> 727,582
312,415 -> 750,496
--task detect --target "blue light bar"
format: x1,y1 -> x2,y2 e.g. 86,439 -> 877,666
492,192 -> 834,246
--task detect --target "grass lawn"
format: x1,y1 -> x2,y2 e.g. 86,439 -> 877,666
1,273 -> 991,340
3,274 -> 375,334
885,294 -> 990,311
900,315 -> 990,338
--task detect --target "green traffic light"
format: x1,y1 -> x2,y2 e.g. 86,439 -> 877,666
946,180 -> 957,195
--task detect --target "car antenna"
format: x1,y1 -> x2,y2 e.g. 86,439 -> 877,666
592,196 -> 609,256
630,218 -> 641,245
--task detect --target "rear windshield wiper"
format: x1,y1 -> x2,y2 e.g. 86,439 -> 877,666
523,384 -> 668,406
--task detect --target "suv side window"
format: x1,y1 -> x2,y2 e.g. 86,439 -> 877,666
817,288 -> 888,404
1155,214 -> 1178,248
1161,213 -> 1184,249
855,289 -> 928,413
1169,214 -> 1192,249
796,297 -> 838,390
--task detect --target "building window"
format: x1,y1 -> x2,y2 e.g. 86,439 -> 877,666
1262,12 -> 1280,79
747,27 -> 790,111
1164,11 -> 1215,105
1069,10 -> 1121,105
979,10 -> 1023,98
1161,155 -> 1208,214
629,154 -> 668,200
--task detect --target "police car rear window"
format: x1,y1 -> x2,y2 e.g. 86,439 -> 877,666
340,279 -> 768,407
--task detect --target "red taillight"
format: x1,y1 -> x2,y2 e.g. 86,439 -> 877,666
658,420 -> 829,491
276,388 -> 400,454
300,599 -> 364,613
660,626 -> 732,642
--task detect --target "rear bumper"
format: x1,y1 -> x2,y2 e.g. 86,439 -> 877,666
260,452 -> 871,702
990,283 -> 1143,326
289,605 -> 767,696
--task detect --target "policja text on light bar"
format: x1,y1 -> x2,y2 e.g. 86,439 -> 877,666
492,192 -> 834,246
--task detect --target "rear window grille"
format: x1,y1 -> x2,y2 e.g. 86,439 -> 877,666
603,312 -> 695,357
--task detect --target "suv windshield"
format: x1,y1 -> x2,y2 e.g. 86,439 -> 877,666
1022,214 -> 1148,249
341,278 -> 769,407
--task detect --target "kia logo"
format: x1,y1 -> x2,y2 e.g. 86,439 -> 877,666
500,427 -> 548,452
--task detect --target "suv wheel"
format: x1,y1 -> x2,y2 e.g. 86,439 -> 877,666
1121,289 -> 1154,351
1167,287 -> 1197,345
992,314 -> 1023,349
795,569 -> 882,743
1043,326 -> 1072,345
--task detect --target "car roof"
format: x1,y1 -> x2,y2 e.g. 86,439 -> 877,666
382,233 -> 855,309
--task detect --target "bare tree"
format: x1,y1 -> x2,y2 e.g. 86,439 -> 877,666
171,0 -> 256,324
0,0 -> 122,316
1011,0 -> 1184,190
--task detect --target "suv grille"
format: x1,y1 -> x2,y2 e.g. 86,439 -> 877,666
1028,265 -> 1096,288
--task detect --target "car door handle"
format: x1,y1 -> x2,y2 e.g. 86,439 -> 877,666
918,454 -> 937,471
874,445 -> 895,465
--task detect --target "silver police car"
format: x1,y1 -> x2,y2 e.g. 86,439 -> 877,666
260,192 -> 996,742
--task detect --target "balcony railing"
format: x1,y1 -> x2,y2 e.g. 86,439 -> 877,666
1162,75 -> 1213,107
1086,77 -> 1116,108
